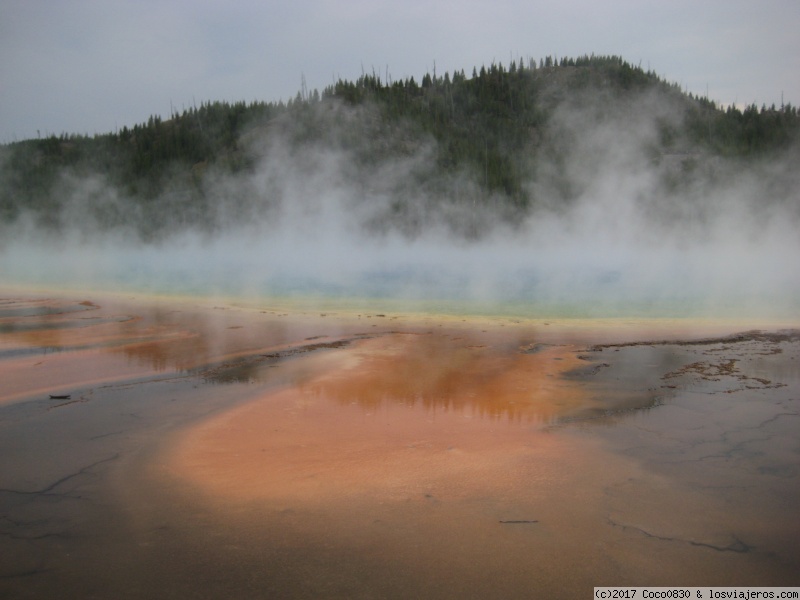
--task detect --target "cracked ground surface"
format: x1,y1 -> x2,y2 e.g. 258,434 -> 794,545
1,292 -> 799,598
574,331 -> 800,586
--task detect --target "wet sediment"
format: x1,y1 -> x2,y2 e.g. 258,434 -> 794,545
1,291 -> 798,598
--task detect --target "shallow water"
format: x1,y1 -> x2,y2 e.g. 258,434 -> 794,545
1,291 -> 798,598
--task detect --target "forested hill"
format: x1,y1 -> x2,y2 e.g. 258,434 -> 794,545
2,55 -> 798,240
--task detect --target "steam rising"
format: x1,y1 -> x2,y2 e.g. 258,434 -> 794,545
2,93 -> 798,318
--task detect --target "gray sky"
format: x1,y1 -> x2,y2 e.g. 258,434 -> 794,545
2,0 -> 799,143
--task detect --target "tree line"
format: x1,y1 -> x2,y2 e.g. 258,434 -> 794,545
1,54 -> 797,238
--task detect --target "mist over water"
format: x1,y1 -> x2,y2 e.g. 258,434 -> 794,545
2,95 -> 799,318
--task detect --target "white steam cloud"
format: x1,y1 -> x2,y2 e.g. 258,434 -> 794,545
1,93 -> 798,318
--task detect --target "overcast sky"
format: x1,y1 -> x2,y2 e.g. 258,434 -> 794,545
1,0 -> 799,143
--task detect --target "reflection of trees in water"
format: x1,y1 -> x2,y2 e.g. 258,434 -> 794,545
117,332 -> 208,373
305,333 -> 578,423
114,307 -> 294,374
93,304 -> 210,373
